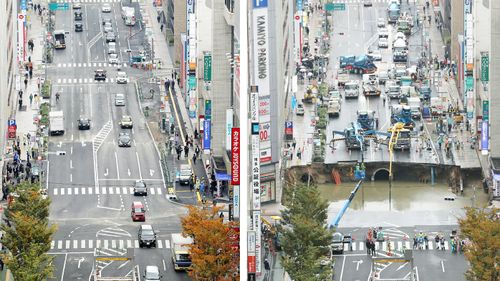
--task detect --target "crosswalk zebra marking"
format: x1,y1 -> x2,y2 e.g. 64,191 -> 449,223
51,241 -> 55,249
61,188 -> 65,195
66,240 -> 71,249
134,240 -> 139,248
74,187 -> 79,195
127,240 -> 132,248
109,187 -> 114,194
157,188 -> 162,195
54,188 -> 58,195
129,187 -> 134,194
111,240 -> 117,248
122,187 -> 128,194
58,240 -> 63,249
102,188 -> 107,195
157,240 -> 163,248
150,188 -> 155,195
104,240 -> 109,248
73,240 -> 78,249
89,240 -> 93,248
115,187 -> 120,194
81,240 -> 86,248
68,188 -> 72,195
95,186 -> 100,194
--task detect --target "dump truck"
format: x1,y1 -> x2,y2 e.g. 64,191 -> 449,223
328,100 -> 341,118
390,105 -> 415,129
337,69 -> 349,87
49,111 -> 65,136
392,129 -> 411,150
54,30 -> 66,49
171,233 -> 193,271
362,83 -> 381,96
387,2 -> 401,23
393,38 -> 408,62
121,7 -> 136,26
357,110 -> 376,131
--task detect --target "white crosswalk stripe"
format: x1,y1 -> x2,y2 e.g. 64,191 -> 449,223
157,188 -> 162,195
50,186 -> 165,196
51,241 -> 55,249
150,187 -> 156,195
129,187 -> 134,194
109,187 -> 114,194
66,240 -> 71,249
58,240 -> 63,249
122,187 -> 128,194
49,239 -> 173,250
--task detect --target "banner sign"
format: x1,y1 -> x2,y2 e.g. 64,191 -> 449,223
203,120 -> 211,150
483,100 -> 489,121
252,211 -> 262,274
482,120 -> 489,152
205,100 -> 212,119
226,109 -> 234,151
233,185 -> 239,219
231,128 -> 240,185
481,53 -> 489,82
248,231 -> 256,273
203,53 -> 212,82
17,13 -> 25,63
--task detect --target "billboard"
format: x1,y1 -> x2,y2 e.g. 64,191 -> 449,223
252,2 -> 272,164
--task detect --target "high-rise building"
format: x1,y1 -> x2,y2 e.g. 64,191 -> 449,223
0,0 -> 18,156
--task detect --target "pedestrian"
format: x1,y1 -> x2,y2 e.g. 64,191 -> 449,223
264,258 -> 270,271
189,179 -> 194,192
156,15 -> 160,23
37,77 -> 41,89
413,236 -> 418,249
370,240 -> 376,256
19,90 -> 23,100
184,145 -> 189,158
192,153 -> 197,164
29,93 -> 33,106
24,77 -> 28,89
19,98 -> 23,109
160,24 -> 164,32
365,238 -> 371,255
165,79 -> 170,90
194,129 -> 199,139
440,237 -> 445,251
29,68 -> 33,79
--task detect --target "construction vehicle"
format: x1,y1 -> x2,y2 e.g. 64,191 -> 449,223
340,55 -> 356,69
54,30 -> 66,49
388,123 -> 411,151
362,83 -> 381,96
121,7 -> 136,26
302,85 -> 318,103
390,105 -> 415,129
407,97 -> 421,120
333,126 -> 363,150
357,110 -> 376,131
349,55 -> 377,74
392,38 -> 408,63
386,81 -> 401,99
396,15 -> 411,35
337,69 -> 349,87
344,81 -> 360,98
387,2 -> 401,23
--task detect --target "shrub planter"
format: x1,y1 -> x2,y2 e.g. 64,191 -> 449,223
41,80 -> 52,99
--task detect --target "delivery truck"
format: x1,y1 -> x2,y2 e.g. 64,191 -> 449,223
49,111 -> 65,135
54,30 -> 66,49
171,233 -> 193,271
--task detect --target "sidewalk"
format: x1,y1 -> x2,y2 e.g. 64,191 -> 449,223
288,1 -> 329,168
140,2 -> 216,204
424,2 -> 481,170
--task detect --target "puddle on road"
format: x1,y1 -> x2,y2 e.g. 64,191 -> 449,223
318,181 -> 490,211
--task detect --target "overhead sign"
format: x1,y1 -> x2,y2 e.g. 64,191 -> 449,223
48,2 -> 69,10
325,3 -> 345,11
231,128 -> 240,185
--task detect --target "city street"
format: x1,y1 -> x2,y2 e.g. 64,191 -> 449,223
333,226 -> 468,281
43,1 -> 189,280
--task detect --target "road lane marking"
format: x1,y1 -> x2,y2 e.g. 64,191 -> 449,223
61,188 -> 65,195
66,240 -> 71,249
136,152 -> 143,179
73,240 -> 78,249
150,188 -> 155,195
82,188 -> 86,195
119,240 -> 124,249
104,240 -> 109,248
122,187 -> 128,194
51,241 -> 55,249
81,240 -> 86,249
129,187 -> 134,194
95,186 -> 100,194
109,187 -> 114,194
127,240 -> 132,248
89,240 -> 93,249
96,240 -> 101,248
115,187 -> 120,194
157,240 -> 163,248
164,240 -> 170,249
157,187 -> 162,195
58,241 -> 63,249
54,188 -> 58,195
339,255 -> 346,281
115,151 -> 120,179
102,187 -> 107,194
111,240 -> 117,248
134,240 -> 139,248
68,188 -> 72,195
74,187 -> 79,195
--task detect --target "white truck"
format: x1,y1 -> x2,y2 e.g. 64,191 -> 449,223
407,97 -> 421,119
49,111 -> 65,136
54,30 -> 66,49
171,233 -> 193,271
344,81 -> 359,98
392,38 -> 408,62
327,100 -> 341,118
121,7 -> 136,26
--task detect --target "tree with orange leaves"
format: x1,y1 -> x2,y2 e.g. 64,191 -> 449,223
181,205 -> 239,280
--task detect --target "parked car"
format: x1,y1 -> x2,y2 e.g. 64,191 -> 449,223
105,32 -> 116,43
378,27 -> 389,38
118,132 -> 131,147
102,17 -> 112,26
77,118 -> 90,130
73,1 -> 81,9
177,164 -> 192,185
138,225 -> 157,248
332,232 -> 344,254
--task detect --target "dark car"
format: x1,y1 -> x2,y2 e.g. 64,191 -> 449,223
133,180 -> 147,196
118,132 -> 131,147
138,225 -> 157,248
74,22 -> 83,32
77,118 -> 90,130
105,32 -> 116,43
74,10 -> 83,20
418,85 -> 431,101
94,69 -> 106,81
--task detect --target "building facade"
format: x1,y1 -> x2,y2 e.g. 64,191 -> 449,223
0,0 -> 18,157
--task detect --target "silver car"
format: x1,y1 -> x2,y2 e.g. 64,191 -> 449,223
115,93 -> 125,106
118,132 -> 131,147
103,22 -> 113,33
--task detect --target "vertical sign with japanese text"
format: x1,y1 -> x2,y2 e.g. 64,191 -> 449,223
203,120 -> 211,151
203,52 -> 212,82
231,128 -> 240,185
252,210 -> 262,274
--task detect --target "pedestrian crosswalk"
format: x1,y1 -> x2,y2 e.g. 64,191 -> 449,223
325,0 -> 406,4
50,186 -> 164,196
340,240 -> 450,253
50,239 -> 171,250
55,62 -> 128,68
55,78 -> 118,84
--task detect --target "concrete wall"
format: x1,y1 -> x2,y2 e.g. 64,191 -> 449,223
450,0 -> 464,70
490,0 -> 500,157
210,0 -> 232,156
474,0 -> 491,128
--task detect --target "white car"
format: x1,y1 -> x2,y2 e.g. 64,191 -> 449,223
378,28 -> 389,38
108,53 -> 120,64
378,38 -> 389,48
367,50 -> 382,61
116,72 -> 129,84
103,22 -> 113,33
377,18 -> 386,28
101,4 -> 111,13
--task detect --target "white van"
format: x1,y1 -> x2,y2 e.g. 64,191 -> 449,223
108,42 -> 116,54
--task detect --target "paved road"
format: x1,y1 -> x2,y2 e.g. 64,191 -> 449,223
333,225 -> 467,281
46,2 -> 189,280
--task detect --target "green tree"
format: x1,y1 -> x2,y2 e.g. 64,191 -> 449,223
458,207 -> 500,281
1,182 -> 57,280
181,205 -> 239,280
280,184 -> 333,281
